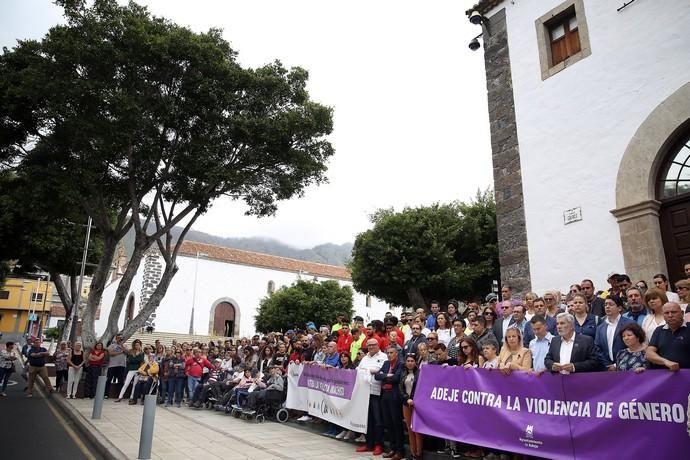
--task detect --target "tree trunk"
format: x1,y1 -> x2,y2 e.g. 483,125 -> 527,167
97,235 -> 150,346
80,233 -> 119,348
54,273 -> 74,342
406,287 -> 427,310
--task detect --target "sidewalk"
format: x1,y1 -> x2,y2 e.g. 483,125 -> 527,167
56,396 -> 379,460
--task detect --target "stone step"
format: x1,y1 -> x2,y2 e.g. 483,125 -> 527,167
126,330 -> 234,348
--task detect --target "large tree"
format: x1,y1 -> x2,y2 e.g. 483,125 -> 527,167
255,280 -> 354,333
0,0 -> 334,346
349,191 -> 499,309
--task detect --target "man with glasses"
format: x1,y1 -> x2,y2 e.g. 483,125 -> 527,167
356,339 -> 387,456
492,300 -> 514,345
403,322 -> 427,357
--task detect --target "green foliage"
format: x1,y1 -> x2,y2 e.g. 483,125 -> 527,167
44,326 -> 61,341
255,280 -> 354,333
349,190 -> 499,307
0,0 -> 334,342
0,171 -> 103,277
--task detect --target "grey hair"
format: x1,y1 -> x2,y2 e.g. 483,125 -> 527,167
556,312 -> 575,325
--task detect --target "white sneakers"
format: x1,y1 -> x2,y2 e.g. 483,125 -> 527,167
335,430 -> 347,440
343,431 -> 356,440
296,415 -> 313,422
354,434 -> 366,443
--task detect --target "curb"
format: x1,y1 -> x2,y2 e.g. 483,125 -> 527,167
37,383 -> 129,460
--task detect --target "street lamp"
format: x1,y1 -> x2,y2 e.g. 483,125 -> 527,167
189,251 -> 208,335
67,216 -> 92,342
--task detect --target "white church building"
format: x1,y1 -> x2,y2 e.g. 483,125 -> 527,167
467,0 -> 690,293
96,241 -> 392,338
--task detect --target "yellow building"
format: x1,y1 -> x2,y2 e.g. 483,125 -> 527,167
0,275 -> 54,337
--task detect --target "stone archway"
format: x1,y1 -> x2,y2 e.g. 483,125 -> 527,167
208,297 -> 240,338
612,82 -> 690,282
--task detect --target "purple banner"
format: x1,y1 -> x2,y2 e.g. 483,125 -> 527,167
297,364 -> 356,399
412,366 -> 690,459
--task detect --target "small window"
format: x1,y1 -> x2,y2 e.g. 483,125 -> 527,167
366,295 -> 372,308
267,280 -> 275,294
31,292 -> 44,303
0,290 -> 9,300
548,8 -> 581,66
536,0 -> 591,80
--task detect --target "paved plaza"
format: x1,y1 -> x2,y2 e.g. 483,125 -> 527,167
59,395 -> 378,460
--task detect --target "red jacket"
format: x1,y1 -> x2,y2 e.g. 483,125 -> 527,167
184,356 -> 213,378
337,333 -> 354,354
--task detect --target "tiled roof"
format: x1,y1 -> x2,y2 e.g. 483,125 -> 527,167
178,241 -> 352,281
466,0 -> 505,16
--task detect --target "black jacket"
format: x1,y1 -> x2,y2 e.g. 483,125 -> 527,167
398,368 -> 419,406
544,333 -> 601,373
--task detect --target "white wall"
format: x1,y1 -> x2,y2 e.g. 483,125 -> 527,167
489,0 -> 690,293
97,253 -> 393,338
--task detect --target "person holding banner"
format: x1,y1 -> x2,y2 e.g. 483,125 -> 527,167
375,344 -> 405,460
545,312 -> 601,373
355,338 -> 387,456
400,354 -> 423,460
645,301 -> 690,370
498,327 -> 532,374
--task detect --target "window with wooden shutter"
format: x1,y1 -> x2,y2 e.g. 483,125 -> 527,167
536,0 -> 591,80
548,9 -> 581,66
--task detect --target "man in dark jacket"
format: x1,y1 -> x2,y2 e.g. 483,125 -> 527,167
374,345 -> 405,460
545,313 -> 601,373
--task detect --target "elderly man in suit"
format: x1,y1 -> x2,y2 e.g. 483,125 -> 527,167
544,312 -> 601,373
594,296 -> 634,370
493,300 -> 514,345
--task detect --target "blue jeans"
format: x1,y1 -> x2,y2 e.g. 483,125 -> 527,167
187,376 -> 200,397
0,367 -> 11,392
168,377 -> 185,404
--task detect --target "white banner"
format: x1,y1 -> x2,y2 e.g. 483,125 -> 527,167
286,363 -> 371,432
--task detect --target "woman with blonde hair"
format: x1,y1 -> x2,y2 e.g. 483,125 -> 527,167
523,292 -> 537,320
498,327 -> 532,374
641,288 -> 669,342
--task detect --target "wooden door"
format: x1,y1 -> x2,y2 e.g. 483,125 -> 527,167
660,198 -> 690,283
213,302 -> 235,337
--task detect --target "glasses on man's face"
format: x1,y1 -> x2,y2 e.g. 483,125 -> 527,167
501,306 -> 511,310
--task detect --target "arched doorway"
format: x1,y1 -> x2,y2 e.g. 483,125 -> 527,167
657,123 -> 690,282
208,298 -> 240,337
613,82 -> 690,283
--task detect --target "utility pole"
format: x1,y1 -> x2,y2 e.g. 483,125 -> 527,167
68,216 -> 92,342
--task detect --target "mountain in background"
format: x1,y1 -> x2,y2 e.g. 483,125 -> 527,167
122,226 -> 353,266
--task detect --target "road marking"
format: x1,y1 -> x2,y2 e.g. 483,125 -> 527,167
42,391 -> 98,460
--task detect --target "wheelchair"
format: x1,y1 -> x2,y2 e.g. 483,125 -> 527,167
229,387 -> 289,423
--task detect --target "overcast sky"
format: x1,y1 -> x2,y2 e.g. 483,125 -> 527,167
2,0 -> 493,249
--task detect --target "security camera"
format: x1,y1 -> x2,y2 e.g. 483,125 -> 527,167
469,10 -> 484,25
468,38 -> 481,51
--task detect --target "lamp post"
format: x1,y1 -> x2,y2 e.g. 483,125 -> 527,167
189,251 -> 208,335
68,216 -> 92,342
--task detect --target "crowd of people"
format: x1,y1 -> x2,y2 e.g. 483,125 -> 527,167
1,270 -> 689,460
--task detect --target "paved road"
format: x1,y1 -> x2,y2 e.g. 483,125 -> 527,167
0,373 -> 103,460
